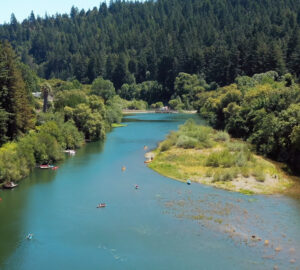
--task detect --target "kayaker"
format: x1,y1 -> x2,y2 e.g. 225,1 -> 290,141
26,233 -> 33,240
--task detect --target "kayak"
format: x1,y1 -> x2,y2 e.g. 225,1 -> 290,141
97,203 -> 106,208
39,165 -> 54,169
3,182 -> 18,189
26,233 -> 33,240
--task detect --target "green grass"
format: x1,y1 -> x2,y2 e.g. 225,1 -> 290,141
239,189 -> 255,195
147,119 -> 292,194
111,123 -> 127,128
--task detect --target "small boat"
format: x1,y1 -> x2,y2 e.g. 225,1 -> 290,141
97,203 -> 106,208
187,180 -> 191,185
39,165 -> 54,169
26,233 -> 33,240
51,166 -> 59,170
122,166 -> 126,171
3,181 -> 18,189
64,150 -> 76,156
135,185 -> 139,189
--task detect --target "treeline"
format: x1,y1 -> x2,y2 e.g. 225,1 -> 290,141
0,41 -> 123,184
195,71 -> 300,173
0,0 -> 300,100
116,73 -> 216,108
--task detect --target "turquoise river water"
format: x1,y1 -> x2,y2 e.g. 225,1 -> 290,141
0,113 -> 299,270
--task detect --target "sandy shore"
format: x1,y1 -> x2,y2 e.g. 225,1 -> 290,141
122,110 -> 155,114
122,109 -> 197,114
181,110 -> 197,114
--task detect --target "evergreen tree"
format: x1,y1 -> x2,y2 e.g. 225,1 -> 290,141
0,41 -> 34,140
0,0 -> 300,89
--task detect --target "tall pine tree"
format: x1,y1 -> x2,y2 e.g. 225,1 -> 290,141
0,41 -> 34,141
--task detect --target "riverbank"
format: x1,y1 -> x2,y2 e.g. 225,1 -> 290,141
122,109 -> 197,114
147,120 -> 294,195
0,121 -> 119,188
123,109 -> 155,114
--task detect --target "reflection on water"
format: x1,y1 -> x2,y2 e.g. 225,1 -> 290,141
123,117 -> 179,123
0,113 -> 299,270
0,168 -> 57,265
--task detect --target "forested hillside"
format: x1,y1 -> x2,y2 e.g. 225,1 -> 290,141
1,0 -> 300,100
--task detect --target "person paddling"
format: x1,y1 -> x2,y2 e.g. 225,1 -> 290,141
26,233 -> 33,240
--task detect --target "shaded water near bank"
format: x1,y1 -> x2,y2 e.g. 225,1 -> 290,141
0,113 -> 299,270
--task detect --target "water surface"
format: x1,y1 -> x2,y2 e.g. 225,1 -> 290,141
0,113 -> 299,270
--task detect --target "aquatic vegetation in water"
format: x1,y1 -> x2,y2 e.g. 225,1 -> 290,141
111,123 -> 127,128
157,190 -> 299,268
239,189 -> 255,195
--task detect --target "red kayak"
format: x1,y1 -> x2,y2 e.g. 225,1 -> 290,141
40,165 -> 54,169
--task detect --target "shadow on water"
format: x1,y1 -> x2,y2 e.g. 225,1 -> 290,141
76,140 -> 105,158
123,113 -> 205,126
123,118 -> 179,123
0,140 -> 105,268
0,169 -> 57,266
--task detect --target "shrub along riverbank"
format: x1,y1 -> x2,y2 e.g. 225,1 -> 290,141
0,116 -> 84,185
194,71 -> 300,174
0,92 -> 123,185
0,41 -> 160,186
0,42 -> 123,185
148,120 -> 293,194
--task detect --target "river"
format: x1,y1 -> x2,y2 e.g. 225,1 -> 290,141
0,113 -> 299,270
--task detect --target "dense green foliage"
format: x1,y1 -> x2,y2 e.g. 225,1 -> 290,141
0,116 -> 84,183
119,81 -> 164,105
196,71 -> 300,173
160,119 -> 220,151
167,72 -> 217,110
1,0 -> 300,101
0,41 -> 35,141
91,77 -> 116,101
0,42 -> 123,184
